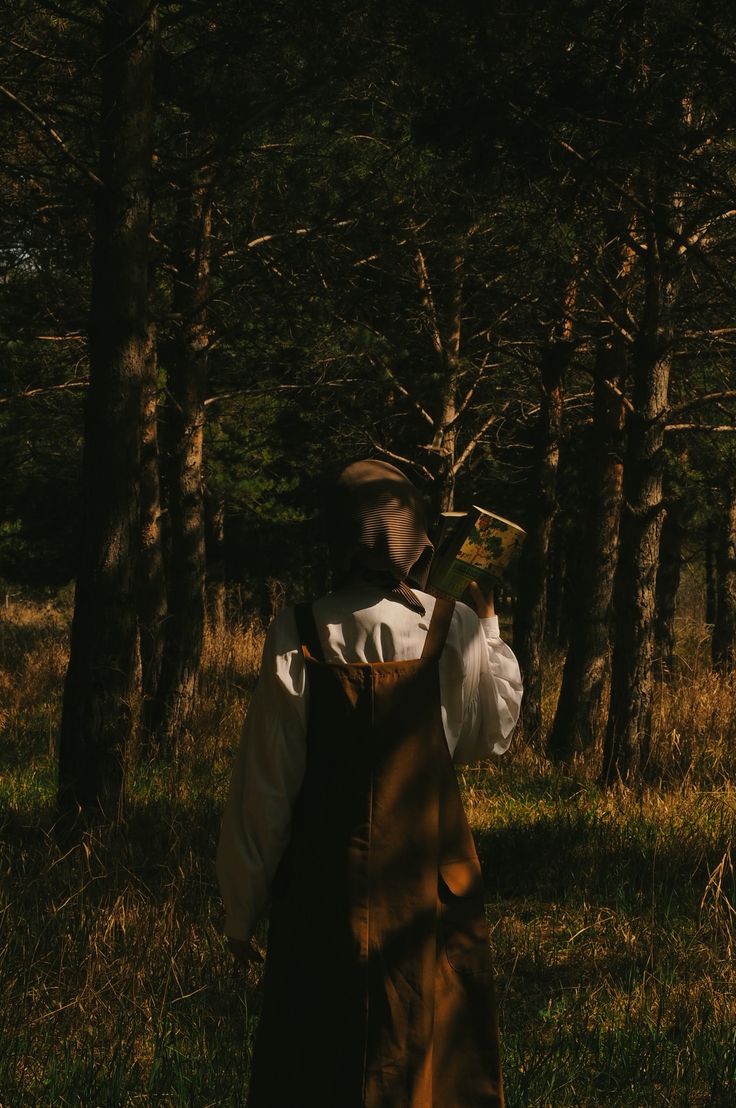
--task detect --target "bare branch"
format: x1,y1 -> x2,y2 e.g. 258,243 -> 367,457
679,208 -> 736,252
453,402 -> 512,474
665,423 -> 736,433
667,390 -> 736,420
363,436 -> 434,482
0,379 -> 88,405
0,84 -> 103,189
414,246 -> 443,358
203,380 -> 359,408
453,354 -> 500,420
383,365 -> 435,427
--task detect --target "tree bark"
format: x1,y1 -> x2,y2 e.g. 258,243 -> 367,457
57,0 -> 156,825
512,338 -> 570,741
139,321 -> 166,727
152,181 -> 211,752
602,229 -> 673,783
712,468 -> 736,671
205,483 -> 226,634
547,336 -> 626,760
428,250 -> 463,512
705,515 -> 718,626
544,518 -> 569,648
653,491 -> 685,675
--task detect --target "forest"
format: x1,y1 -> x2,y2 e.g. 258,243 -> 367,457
2,0 -> 736,1104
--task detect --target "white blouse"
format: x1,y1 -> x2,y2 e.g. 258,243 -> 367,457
217,586 -> 523,941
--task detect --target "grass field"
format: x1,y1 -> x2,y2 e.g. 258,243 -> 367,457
1,594 -> 736,1106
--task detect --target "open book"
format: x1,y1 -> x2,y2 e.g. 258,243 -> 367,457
428,506 -> 526,602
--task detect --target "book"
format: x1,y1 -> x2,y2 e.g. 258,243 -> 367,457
428,506 -> 526,602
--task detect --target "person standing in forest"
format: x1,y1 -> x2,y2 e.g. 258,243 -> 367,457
217,459 -> 523,1108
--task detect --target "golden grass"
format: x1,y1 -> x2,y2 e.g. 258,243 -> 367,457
1,594 -> 736,1105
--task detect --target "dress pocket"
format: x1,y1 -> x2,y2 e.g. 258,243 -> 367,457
438,858 -> 491,976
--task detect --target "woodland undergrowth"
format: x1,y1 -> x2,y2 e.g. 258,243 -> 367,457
1,595 -> 735,1106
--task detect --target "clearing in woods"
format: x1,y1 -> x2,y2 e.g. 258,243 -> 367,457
1,594 -> 735,1106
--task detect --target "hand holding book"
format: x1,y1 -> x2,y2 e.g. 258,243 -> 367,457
428,506 -> 525,605
467,579 -> 495,619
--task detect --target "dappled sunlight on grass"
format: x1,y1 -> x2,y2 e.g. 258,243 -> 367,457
2,595 -> 736,1103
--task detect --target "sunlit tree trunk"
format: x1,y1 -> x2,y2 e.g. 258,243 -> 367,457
57,0 -> 157,826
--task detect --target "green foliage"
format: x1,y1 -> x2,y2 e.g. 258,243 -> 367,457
2,0 -> 736,592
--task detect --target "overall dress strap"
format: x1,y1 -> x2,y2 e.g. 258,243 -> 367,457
293,602 -> 325,662
420,596 -> 456,659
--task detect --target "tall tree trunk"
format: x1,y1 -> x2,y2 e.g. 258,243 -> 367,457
205,484 -> 226,634
544,517 -> 569,648
653,492 -> 685,674
139,321 -> 166,728
57,0 -> 156,825
705,515 -> 718,626
428,249 -> 463,512
602,225 -> 673,783
152,181 -> 211,751
547,337 -> 626,760
513,338 -> 570,741
712,468 -> 736,671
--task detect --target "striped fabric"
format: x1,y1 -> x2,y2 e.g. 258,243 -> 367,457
326,460 -> 434,614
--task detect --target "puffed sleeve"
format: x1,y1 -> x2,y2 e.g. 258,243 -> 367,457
216,608 -> 307,941
450,607 -> 523,764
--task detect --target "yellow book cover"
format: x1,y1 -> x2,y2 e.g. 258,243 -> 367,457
429,506 -> 525,602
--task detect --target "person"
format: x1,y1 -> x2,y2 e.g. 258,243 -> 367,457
217,459 -> 523,1108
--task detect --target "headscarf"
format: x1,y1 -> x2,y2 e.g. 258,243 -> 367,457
326,459 -> 434,614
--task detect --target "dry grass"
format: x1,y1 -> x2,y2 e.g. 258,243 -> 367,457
1,594 -> 736,1105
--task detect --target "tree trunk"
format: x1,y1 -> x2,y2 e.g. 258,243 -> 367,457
653,492 -> 685,675
602,240 -> 672,783
429,250 -> 463,513
547,337 -> 626,760
139,322 -> 166,727
512,339 -> 569,741
205,484 -> 226,635
712,469 -> 736,671
57,0 -> 156,826
544,518 -> 568,648
152,182 -> 211,752
705,515 -> 718,626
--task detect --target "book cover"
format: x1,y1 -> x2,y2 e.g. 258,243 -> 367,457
428,506 -> 526,602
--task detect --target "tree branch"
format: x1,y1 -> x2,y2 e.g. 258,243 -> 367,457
0,84 -> 103,189
665,424 -> 736,433
414,246 -> 443,358
363,436 -> 434,482
453,402 -> 511,474
667,390 -> 736,420
383,365 -> 435,427
0,380 -> 88,405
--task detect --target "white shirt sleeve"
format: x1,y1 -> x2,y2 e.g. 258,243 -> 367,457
446,608 -> 523,763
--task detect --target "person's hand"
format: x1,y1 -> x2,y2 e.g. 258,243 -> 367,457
228,936 -> 264,968
467,580 -> 495,619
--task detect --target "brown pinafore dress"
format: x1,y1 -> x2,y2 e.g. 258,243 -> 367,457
247,597 -> 504,1108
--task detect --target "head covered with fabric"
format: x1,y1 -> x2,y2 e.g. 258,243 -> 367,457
325,459 -> 434,613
